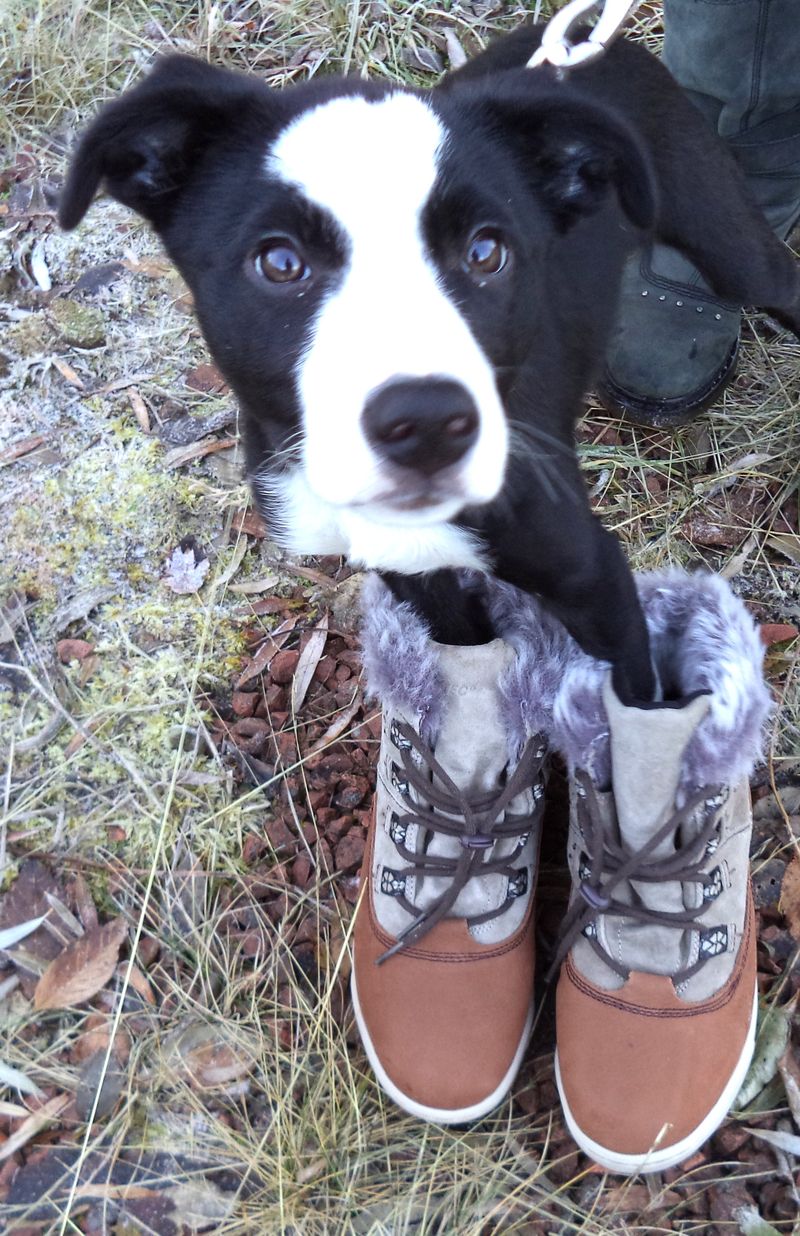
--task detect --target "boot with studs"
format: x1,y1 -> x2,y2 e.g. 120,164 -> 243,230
549,569 -> 771,1173
353,574 -> 566,1123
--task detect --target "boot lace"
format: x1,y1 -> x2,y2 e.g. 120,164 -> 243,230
376,720 -> 547,964
549,772 -> 729,983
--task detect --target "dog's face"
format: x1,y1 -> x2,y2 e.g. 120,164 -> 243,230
60,55 -> 654,571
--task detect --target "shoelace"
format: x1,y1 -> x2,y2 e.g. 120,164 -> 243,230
548,772 -> 727,983
376,720 -> 547,964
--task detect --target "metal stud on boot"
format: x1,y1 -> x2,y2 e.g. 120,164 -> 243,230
352,575 -> 567,1123
549,569 -> 771,1173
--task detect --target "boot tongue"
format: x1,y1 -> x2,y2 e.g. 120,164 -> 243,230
600,678 -> 711,975
433,640 -> 515,793
416,639 -> 519,920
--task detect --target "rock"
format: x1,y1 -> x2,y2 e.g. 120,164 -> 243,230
335,829 -> 366,873
50,299 -> 106,348
231,691 -> 257,717
270,649 -> 300,684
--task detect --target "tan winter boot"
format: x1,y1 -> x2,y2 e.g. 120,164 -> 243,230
352,575 -> 566,1123
549,570 -> 771,1173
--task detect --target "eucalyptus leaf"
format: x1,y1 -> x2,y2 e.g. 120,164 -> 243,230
735,1000 -> 793,1108
0,914 -> 48,951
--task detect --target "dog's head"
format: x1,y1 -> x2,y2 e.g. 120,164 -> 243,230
60,53 -> 655,570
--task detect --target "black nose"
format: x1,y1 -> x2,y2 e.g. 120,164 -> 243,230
362,378 -> 480,475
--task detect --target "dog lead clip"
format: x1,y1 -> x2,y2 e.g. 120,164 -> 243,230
527,0 -> 642,72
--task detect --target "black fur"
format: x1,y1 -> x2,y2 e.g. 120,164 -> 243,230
59,27 -> 800,704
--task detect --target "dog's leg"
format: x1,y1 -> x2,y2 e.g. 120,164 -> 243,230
582,46 -> 800,337
379,569 -> 496,646
496,520 -> 655,706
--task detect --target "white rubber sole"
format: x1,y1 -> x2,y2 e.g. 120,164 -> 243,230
554,987 -> 758,1175
351,969 -> 534,1125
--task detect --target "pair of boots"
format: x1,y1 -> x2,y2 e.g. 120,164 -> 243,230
352,568 -> 771,1175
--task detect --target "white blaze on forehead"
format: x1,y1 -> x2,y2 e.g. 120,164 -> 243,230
271,92 -> 443,236
266,91 -> 507,542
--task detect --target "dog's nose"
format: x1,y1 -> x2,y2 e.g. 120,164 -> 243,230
362,379 -> 479,475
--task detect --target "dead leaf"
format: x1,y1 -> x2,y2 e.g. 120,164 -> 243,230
76,1050 -> 126,1121
34,916 -> 128,1010
229,573 -> 280,595
308,691 -> 362,754
163,545 -> 210,595
231,507 -> 267,538
745,1125 -> 800,1156
0,1059 -> 41,1097
184,362 -> 229,393
443,28 -> 467,68
158,405 -> 236,446
115,960 -> 155,1005
767,533 -> 800,566
292,615 -> 328,714
163,435 -> 239,469
235,616 -> 297,688
0,433 -> 46,466
163,1019 -> 256,1089
0,1093 -> 70,1161
122,254 -> 174,279
92,372 -> 152,396
0,860 -> 66,992
51,356 -> 85,389
0,914 -> 48,951
736,996 -> 796,1108
779,856 -> 800,941
129,387 -> 150,432
778,1044 -> 800,1129
53,586 -> 114,632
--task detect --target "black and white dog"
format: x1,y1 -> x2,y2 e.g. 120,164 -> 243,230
59,24 -> 800,702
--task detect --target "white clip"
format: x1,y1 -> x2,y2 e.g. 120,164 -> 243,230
527,0 -> 641,72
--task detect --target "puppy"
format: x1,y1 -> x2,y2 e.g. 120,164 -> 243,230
59,24 -> 800,701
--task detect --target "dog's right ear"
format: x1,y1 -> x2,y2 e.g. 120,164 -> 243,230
59,55 -> 277,231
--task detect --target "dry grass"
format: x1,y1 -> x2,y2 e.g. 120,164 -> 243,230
1,2 -> 799,1233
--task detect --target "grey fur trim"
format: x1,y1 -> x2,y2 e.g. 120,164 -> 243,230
360,572 -> 573,748
361,568 -> 770,789
553,569 -> 771,790
360,573 -> 444,739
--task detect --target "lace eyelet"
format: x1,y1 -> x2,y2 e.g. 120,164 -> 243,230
698,925 -> 728,957
389,813 -> 408,847
390,763 -> 409,797
702,865 -> 724,902
390,719 -> 412,750
380,867 -> 408,897
508,868 -> 528,898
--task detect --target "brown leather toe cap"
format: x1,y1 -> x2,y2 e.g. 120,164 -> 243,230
555,901 -> 756,1158
353,874 -> 535,1114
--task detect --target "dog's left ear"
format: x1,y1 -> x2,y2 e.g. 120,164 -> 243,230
459,82 -> 658,233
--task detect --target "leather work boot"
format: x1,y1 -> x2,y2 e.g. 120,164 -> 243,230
549,569 -> 771,1173
600,0 -> 800,427
352,574 -> 566,1122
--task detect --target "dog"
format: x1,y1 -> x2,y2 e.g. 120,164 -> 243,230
59,23 -> 800,703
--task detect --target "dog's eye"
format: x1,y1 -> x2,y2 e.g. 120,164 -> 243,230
255,240 -> 309,284
465,229 -> 508,277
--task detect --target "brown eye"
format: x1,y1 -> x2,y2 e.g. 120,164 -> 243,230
255,240 -> 309,284
465,229 -> 508,277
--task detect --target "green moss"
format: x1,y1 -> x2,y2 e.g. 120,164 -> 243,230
50,299 -> 106,348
